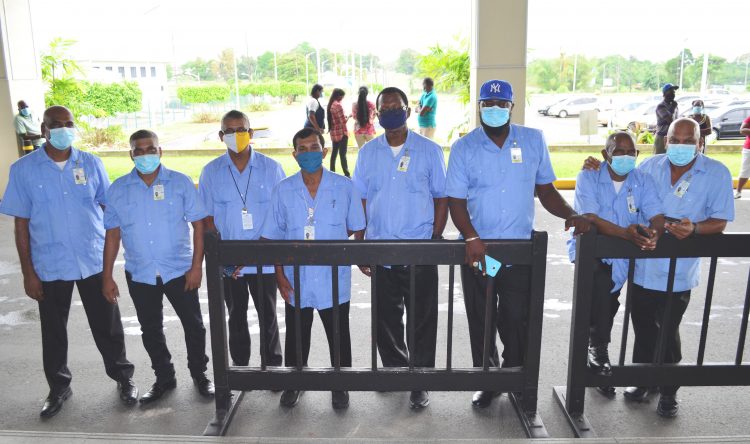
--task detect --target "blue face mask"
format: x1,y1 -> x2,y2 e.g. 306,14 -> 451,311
693,106 -> 703,115
480,106 -> 510,127
296,151 -> 323,173
609,155 -> 636,176
378,109 -> 407,130
133,154 -> 161,174
48,127 -> 76,150
667,143 -> 697,166
19,108 -> 30,117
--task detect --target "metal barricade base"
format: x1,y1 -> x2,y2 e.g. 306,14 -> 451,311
552,386 -> 596,438
509,392 -> 549,438
203,390 -> 245,436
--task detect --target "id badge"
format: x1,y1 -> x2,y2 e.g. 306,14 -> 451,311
627,194 -> 637,213
397,156 -> 410,172
73,167 -> 87,185
241,209 -> 253,230
511,147 -> 523,164
304,225 -> 315,240
153,184 -> 165,200
674,180 -> 690,198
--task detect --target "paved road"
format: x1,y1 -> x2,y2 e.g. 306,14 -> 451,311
0,191 -> 749,440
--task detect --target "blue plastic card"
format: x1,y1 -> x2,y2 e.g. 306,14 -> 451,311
478,255 -> 502,277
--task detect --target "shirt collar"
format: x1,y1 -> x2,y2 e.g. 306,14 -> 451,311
36,144 -> 81,166
125,164 -> 172,185
376,129 -> 414,153
221,148 -> 257,173
293,168 -> 332,191
657,151 -> 706,174
478,124 -> 516,152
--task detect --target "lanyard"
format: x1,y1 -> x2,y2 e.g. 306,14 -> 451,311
228,165 -> 252,211
302,187 -> 321,223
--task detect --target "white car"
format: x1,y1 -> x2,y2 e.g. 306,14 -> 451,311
547,96 -> 599,118
611,102 -> 659,132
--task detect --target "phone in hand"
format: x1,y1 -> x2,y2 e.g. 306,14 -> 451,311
636,225 -> 652,238
478,255 -> 502,277
664,216 -> 681,224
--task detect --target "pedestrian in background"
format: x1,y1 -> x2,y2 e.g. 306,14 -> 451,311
327,88 -> 350,177
689,99 -> 712,153
416,77 -> 437,140
352,86 -> 376,148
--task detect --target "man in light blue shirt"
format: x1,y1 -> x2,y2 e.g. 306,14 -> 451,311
446,79 -> 591,408
568,131 -> 664,398
102,130 -> 214,404
352,87 -> 448,409
199,110 -> 285,368
0,106 -> 136,417
263,128 -> 366,410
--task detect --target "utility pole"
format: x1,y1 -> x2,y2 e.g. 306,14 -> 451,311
572,53 -> 578,92
679,45 -> 685,89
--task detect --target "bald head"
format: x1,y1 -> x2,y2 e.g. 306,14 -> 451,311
41,106 -> 75,142
667,117 -> 700,147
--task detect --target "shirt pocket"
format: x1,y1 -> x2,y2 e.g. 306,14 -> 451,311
315,192 -> 346,227
118,203 -> 139,227
32,182 -> 55,205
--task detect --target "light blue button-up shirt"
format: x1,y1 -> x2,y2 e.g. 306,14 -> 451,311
199,150 -> 285,274
262,170 -> 366,309
352,130 -> 446,240
445,125 -> 556,240
567,165 -> 662,292
0,146 -> 109,281
634,154 -> 735,292
104,166 -> 207,285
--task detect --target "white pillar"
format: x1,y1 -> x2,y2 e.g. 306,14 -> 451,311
0,0 -> 45,194
470,0 -> 528,127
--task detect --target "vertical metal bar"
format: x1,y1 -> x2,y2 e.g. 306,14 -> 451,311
618,260 -> 636,366
332,266 -> 341,370
481,274 -> 495,372
522,231 -> 548,413
735,267 -> 750,365
655,258 -> 678,365
408,265 -> 416,371
371,265 -> 378,371
293,265 -> 303,371
204,232 -> 231,411
697,257 -> 718,365
446,265 -> 455,370
257,265 -> 267,370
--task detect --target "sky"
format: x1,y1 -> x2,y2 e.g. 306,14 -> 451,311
29,0 -> 749,65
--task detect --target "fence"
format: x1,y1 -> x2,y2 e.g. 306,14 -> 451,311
554,229 -> 750,437
203,231 -> 550,438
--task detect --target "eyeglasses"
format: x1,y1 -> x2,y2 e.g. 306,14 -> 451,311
377,105 -> 407,113
479,101 -> 512,109
223,128 -> 249,135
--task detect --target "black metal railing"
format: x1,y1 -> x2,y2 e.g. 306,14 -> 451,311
203,231 -> 549,438
554,228 -> 750,437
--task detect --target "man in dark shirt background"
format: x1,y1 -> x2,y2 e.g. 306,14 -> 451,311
654,83 -> 679,154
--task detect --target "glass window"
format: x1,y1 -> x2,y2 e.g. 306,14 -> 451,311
140,66 -> 146,77
118,67 -> 125,78
150,67 -> 156,77
130,67 -> 137,77
105,66 -> 112,71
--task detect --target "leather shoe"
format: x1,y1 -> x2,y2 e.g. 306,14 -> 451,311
279,390 -> 303,407
657,394 -> 679,417
117,379 -> 138,405
139,379 -> 176,404
471,390 -> 500,408
331,391 -> 349,409
40,386 -> 72,418
595,385 -> 616,398
587,344 -> 612,375
623,386 -> 657,402
193,374 -> 215,397
409,390 -> 429,409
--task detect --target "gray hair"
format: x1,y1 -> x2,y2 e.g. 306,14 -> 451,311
129,129 -> 159,149
666,117 -> 700,144
604,131 -> 635,155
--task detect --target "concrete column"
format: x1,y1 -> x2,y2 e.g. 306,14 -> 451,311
0,0 -> 45,194
470,0 -> 528,127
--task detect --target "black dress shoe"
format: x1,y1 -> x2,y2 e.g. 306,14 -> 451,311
40,386 -> 72,418
657,394 -> 679,417
595,385 -> 616,398
193,374 -> 215,397
139,379 -> 177,404
587,344 -> 612,375
471,390 -> 500,408
409,390 -> 429,409
623,386 -> 658,402
117,379 -> 138,405
279,390 -> 303,407
331,391 -> 349,409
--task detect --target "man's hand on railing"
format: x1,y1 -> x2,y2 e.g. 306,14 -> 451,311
465,237 -> 487,275
665,218 -> 695,240
625,224 -> 658,250
565,214 -> 592,233
582,156 -> 601,171
357,266 -> 372,277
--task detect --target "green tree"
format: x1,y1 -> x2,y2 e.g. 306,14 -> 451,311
40,37 -> 82,82
417,38 -> 470,104
395,49 -> 419,75
181,58 -> 217,81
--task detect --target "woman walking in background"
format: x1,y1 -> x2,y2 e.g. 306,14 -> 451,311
327,88 -> 350,177
352,86 -> 376,148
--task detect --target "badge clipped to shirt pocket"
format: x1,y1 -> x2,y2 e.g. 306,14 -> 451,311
153,184 -> 165,201
73,167 -> 87,185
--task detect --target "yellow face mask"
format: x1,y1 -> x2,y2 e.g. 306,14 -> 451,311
225,131 -> 251,153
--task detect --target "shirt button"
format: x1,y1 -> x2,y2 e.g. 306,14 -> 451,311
501,190 -> 505,193
63,191 -> 68,195
148,222 -> 152,226
150,241 -> 154,244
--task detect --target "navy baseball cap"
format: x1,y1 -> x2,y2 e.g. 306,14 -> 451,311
662,83 -> 679,94
479,79 -> 513,102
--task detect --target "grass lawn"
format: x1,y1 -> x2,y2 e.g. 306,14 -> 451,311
100,150 -> 744,183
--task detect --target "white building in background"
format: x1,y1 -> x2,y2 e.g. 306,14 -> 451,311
79,59 -> 170,111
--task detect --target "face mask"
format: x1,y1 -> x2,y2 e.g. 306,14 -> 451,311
693,106 -> 703,115
48,127 -> 76,150
378,109 -> 407,130
666,143 -> 697,166
224,132 -> 250,153
609,155 -> 636,176
133,154 -> 161,174
480,106 -> 510,127
19,108 -> 30,117
296,151 -> 323,173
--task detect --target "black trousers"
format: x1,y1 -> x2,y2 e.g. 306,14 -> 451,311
284,302 -> 352,368
589,261 -> 622,346
126,273 -> 208,381
38,272 -> 133,391
224,273 -> 282,366
330,135 -> 350,176
462,264 -> 531,368
630,283 -> 690,396
375,265 -> 438,368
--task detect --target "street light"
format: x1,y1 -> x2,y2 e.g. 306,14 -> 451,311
305,51 -> 315,94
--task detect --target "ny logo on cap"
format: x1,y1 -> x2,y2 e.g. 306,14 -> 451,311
490,83 -> 502,93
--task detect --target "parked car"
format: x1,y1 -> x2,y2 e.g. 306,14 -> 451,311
537,98 -> 566,116
611,102 -> 658,132
709,105 -> 750,140
679,104 -> 720,117
547,96 -> 599,118
602,101 -> 650,127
